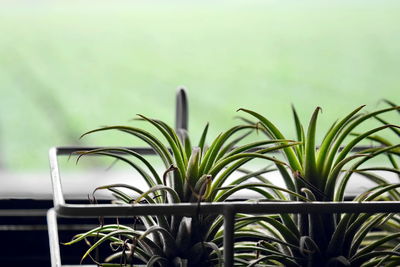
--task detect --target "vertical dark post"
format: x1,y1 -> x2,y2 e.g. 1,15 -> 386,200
175,87 -> 188,133
223,206 -> 235,267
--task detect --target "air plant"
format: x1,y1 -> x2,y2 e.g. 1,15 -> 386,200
238,104 -> 400,266
64,115 -> 300,266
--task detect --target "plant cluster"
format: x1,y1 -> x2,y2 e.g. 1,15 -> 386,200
65,100 -> 399,267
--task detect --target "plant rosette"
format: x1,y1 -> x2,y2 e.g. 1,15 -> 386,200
65,115 -> 299,267
238,103 -> 400,266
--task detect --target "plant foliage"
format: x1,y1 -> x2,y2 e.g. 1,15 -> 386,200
238,103 -> 400,266
66,116 -> 299,266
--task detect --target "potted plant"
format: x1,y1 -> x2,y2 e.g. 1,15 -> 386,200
237,103 -> 400,266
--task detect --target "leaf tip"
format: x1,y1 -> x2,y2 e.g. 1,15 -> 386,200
79,132 -> 87,139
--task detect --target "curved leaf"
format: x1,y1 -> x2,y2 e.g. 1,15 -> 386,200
238,108 -> 302,171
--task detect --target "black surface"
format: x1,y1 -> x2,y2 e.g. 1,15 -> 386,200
0,198 -> 138,267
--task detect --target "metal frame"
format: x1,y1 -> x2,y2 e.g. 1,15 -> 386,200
47,89 -> 400,266
48,146 -> 400,267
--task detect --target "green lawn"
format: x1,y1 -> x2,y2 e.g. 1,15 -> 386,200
0,0 -> 399,170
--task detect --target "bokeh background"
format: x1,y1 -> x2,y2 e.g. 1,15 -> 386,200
0,0 -> 399,171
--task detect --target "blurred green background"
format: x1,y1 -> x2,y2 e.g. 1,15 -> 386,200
0,0 -> 399,170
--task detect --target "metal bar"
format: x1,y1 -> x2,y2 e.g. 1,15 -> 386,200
49,147 -> 65,207
223,206 -> 235,267
47,208 -> 62,267
54,201 -> 400,218
55,146 -> 156,155
54,145 -> 379,156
